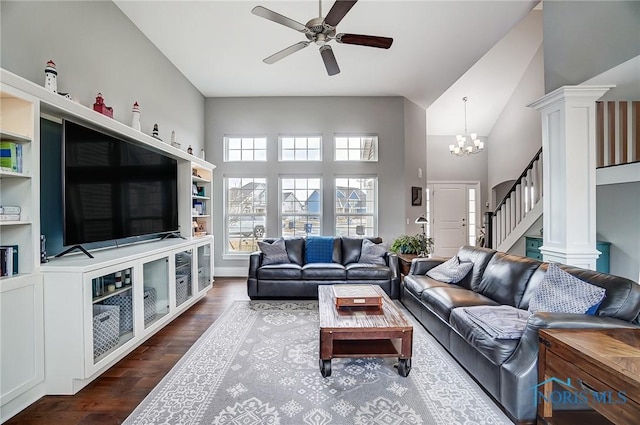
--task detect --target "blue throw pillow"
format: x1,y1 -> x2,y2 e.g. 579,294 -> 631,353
305,236 -> 334,263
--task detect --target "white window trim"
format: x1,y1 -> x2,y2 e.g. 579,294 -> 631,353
278,134 -> 323,162
279,175 -> 323,237
223,175 -> 267,258
334,175 -> 378,236
334,134 -> 379,162
223,135 -> 268,162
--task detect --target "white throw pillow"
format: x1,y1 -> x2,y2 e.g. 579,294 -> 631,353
358,239 -> 388,265
426,256 -> 473,284
258,238 -> 290,265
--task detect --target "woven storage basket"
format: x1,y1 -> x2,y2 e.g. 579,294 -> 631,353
93,304 -> 120,359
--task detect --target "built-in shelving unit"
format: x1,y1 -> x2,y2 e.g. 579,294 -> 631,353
0,67 -> 216,421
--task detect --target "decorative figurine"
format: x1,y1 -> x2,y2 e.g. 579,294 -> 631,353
152,123 -> 162,141
44,60 -> 57,93
93,93 -> 114,118
200,148 -> 205,160
187,145 -> 193,155
170,130 -> 181,149
131,101 -> 141,131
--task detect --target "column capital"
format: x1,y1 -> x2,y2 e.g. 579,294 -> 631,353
528,85 -> 614,111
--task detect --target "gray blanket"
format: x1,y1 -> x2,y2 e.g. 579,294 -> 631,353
463,305 -> 532,339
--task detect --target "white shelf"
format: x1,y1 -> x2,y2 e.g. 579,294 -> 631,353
92,285 -> 133,304
192,195 -> 210,200
0,129 -> 31,143
0,170 -> 32,178
0,220 -> 32,226
192,175 -> 210,183
192,214 -> 210,218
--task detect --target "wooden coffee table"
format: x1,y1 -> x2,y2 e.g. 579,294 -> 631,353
318,285 -> 413,377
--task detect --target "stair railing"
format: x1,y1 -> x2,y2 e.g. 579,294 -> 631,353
485,147 -> 543,249
596,100 -> 640,167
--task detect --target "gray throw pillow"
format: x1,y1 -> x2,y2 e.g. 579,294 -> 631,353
257,238 -> 290,266
426,256 -> 473,283
358,239 -> 388,265
528,263 -> 606,315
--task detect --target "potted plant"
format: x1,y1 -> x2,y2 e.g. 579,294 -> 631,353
390,234 -> 434,257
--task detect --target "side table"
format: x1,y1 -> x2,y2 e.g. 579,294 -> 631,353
396,253 -> 418,277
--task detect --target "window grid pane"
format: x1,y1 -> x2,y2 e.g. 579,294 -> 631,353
224,136 -> 267,162
281,177 -> 322,237
335,135 -> 378,162
468,187 -> 476,246
226,177 -> 267,254
280,135 -> 322,161
335,177 -> 377,236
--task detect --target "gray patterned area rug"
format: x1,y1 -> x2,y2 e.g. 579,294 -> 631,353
124,300 -> 512,425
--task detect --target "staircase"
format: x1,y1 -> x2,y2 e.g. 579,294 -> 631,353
485,99 -> 639,252
485,148 -> 543,251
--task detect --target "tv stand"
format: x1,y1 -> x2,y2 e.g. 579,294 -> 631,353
55,244 -> 94,259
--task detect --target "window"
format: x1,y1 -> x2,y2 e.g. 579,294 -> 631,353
225,177 -> 267,254
280,177 -> 321,237
425,187 -> 432,238
224,136 -> 267,162
279,135 -> 322,161
335,177 -> 377,237
335,135 -> 378,161
468,187 -> 477,246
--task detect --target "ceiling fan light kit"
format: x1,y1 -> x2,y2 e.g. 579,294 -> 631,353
449,97 -> 484,156
252,0 -> 393,76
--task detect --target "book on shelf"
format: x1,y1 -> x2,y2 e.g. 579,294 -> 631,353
0,142 -> 22,173
0,213 -> 21,221
0,205 -> 21,214
0,245 -> 18,276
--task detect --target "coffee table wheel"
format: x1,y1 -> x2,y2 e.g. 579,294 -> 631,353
319,359 -> 332,377
397,358 -> 411,377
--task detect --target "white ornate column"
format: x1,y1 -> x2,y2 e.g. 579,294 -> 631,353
529,86 -> 613,269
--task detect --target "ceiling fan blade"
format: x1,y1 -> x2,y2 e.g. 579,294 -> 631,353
263,41 -> 310,64
324,0 -> 358,28
336,33 -> 393,49
319,45 -> 340,76
252,6 -> 311,34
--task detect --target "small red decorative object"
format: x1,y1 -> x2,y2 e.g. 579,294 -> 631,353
93,92 -> 114,118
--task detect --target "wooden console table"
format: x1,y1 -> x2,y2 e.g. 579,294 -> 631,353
537,328 -> 640,425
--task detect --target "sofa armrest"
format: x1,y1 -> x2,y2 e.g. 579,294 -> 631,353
387,252 -> 399,278
248,251 -> 263,279
408,257 -> 445,275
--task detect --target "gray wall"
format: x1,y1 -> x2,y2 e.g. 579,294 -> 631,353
487,45 -> 544,206
0,1 -> 205,150
404,99 -> 428,235
597,183 -> 640,282
543,1 -> 640,93
206,97 -> 413,274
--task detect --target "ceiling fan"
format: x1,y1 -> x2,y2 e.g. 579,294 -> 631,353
252,0 -> 393,76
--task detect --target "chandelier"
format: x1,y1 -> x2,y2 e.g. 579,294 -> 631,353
449,97 -> 484,156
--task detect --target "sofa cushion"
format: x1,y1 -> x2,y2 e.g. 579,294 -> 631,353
426,256 -> 473,283
403,274 -> 451,297
476,252 -> 542,307
264,237 -> 305,265
257,264 -> 302,280
258,238 -> 290,265
345,263 -> 391,280
529,263 -> 606,315
301,263 -> 346,280
456,246 -> 498,290
358,239 -> 388,265
421,287 -> 500,322
449,306 -> 526,366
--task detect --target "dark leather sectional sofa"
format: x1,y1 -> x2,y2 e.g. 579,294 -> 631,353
401,245 -> 640,424
247,237 -> 400,299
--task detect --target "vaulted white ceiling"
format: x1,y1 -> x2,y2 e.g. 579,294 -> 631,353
114,0 -> 542,135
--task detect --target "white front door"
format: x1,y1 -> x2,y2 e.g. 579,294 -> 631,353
429,182 -> 479,257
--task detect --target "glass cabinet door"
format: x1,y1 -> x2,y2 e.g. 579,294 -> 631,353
197,244 -> 212,292
142,256 -> 170,328
91,267 -> 135,364
175,249 -> 193,307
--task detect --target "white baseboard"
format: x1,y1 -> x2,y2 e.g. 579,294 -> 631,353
214,267 -> 248,277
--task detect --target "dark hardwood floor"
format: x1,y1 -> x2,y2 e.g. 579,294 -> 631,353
6,277 -> 249,425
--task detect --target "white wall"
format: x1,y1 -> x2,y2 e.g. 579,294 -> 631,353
487,46 -> 544,205
597,183 -> 640,282
206,96 -> 413,274
0,1 -> 205,150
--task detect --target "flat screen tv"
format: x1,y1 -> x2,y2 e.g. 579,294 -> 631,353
62,119 -> 178,248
